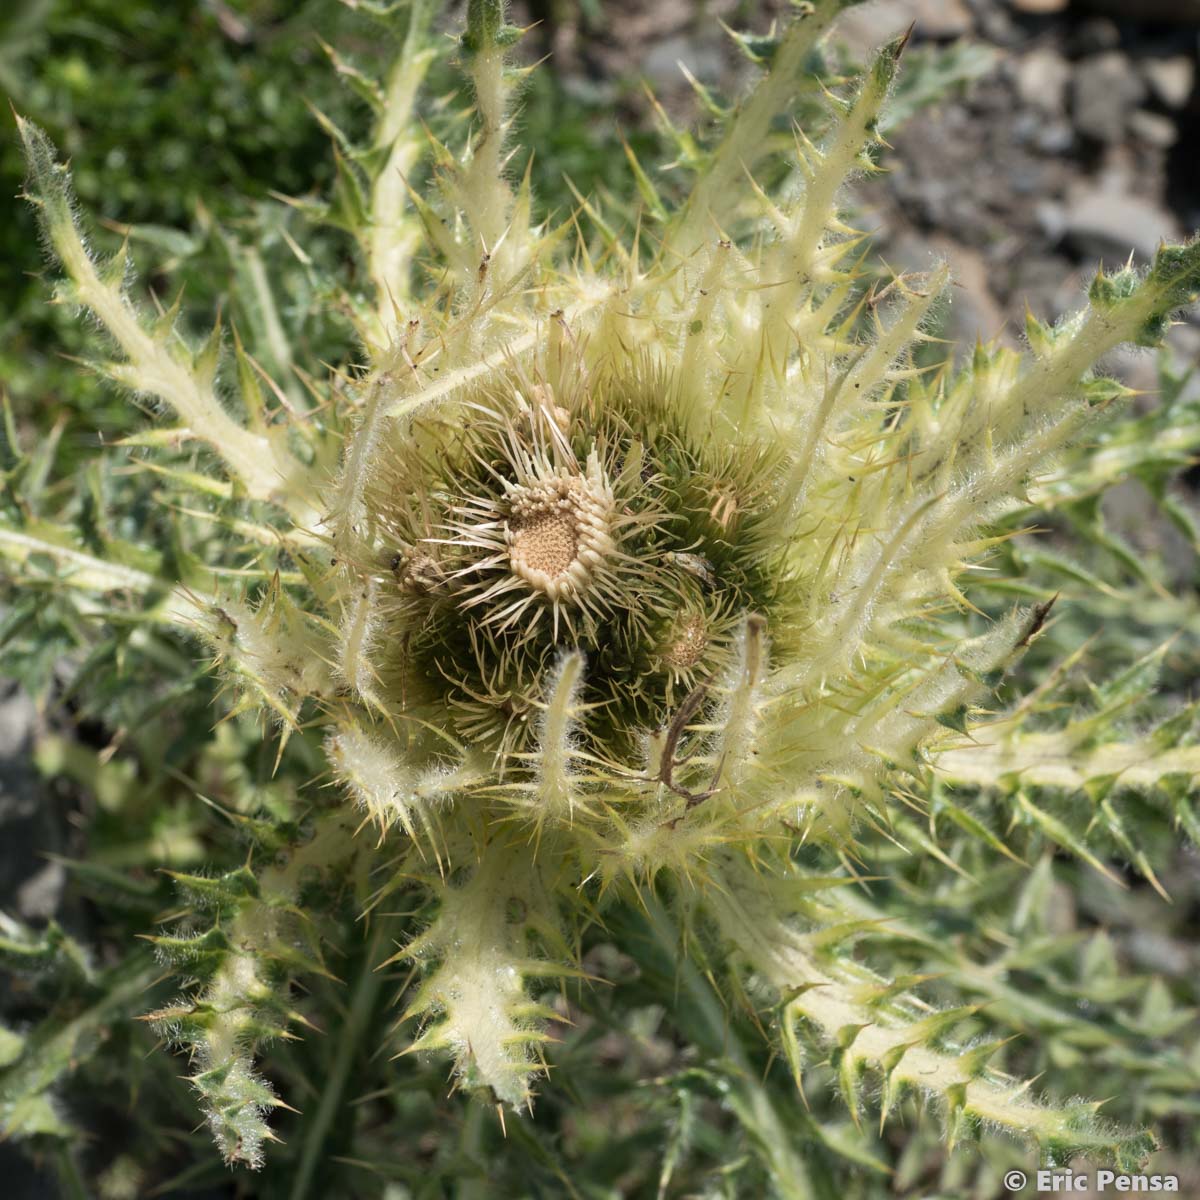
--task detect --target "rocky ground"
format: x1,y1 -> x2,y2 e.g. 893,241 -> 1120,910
849,0 -> 1199,384
524,0 -> 1200,389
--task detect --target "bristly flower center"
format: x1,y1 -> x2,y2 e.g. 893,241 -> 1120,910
505,459 -> 616,601
367,361 -> 787,759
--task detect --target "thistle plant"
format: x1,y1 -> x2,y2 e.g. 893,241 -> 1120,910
4,1 -> 1200,1195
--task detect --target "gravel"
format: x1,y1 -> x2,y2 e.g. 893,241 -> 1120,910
1062,187 -> 1181,263
1072,51 -> 1148,143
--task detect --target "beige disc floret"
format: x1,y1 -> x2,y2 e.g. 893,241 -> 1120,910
504,453 -> 617,602
443,429 -> 632,644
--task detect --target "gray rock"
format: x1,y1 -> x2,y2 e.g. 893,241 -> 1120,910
1035,120 -> 1075,154
1123,928 -> 1191,977
837,0 -> 973,55
1013,256 -> 1086,324
972,1 -> 1020,45
1016,46 -> 1072,113
16,861 -> 67,923
1063,188 -> 1180,263
943,241 -> 1012,349
1072,52 -> 1148,143
1140,54 -> 1195,110
1036,200 -> 1068,242
0,684 -> 64,923
641,35 -> 723,89
836,4 -> 913,59
913,0 -> 974,39
1129,108 -> 1179,148
1069,17 -> 1122,56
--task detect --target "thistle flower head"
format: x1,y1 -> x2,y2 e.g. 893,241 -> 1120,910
425,386 -> 625,631
12,0 -> 1200,1180
499,455 -> 616,604
360,348 -> 786,766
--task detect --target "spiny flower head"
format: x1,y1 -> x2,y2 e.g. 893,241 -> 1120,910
361,351 -> 785,764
